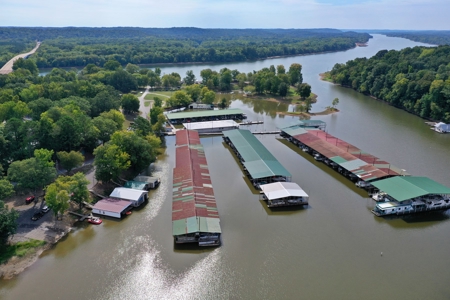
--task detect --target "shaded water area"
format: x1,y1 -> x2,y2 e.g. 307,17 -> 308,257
4,35 -> 450,299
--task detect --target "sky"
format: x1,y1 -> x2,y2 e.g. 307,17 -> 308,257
1,0 -> 449,30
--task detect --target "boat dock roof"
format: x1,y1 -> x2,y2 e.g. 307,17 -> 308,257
282,124 -> 406,182
260,182 -> 308,200
166,108 -> 244,120
371,176 -> 450,202
183,120 -> 239,130
223,129 -> 291,180
172,130 -> 222,236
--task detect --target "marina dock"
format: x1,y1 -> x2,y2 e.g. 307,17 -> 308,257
280,121 -> 407,189
223,129 -> 292,190
172,130 -> 222,247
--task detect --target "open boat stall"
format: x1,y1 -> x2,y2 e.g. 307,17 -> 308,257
260,182 -> 309,207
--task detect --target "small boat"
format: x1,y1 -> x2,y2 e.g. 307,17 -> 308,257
126,211 -> 132,215
88,217 -> 103,225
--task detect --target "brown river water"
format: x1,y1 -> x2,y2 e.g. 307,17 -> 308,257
2,35 -> 450,300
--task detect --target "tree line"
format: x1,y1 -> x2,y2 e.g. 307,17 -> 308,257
0,27 -> 371,68
326,45 -> 450,122
374,30 -> 450,46
0,59 -> 166,247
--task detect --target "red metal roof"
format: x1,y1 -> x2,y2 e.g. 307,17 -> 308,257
93,198 -> 131,213
173,130 -> 220,221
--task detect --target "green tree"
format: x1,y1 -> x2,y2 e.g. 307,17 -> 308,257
110,70 -> 138,93
45,183 -> 70,221
0,200 -> 19,247
125,63 -> 140,74
304,98 -> 312,113
202,91 -> 216,105
121,94 -> 140,114
297,83 -> 311,99
57,151 -> 84,173
100,109 -> 125,131
277,65 -> 286,75
110,131 -> 154,170
185,84 -> 202,102
92,115 -> 118,144
288,63 -> 303,86
12,58 -> 38,75
167,91 -> 191,108
184,70 -> 196,86
278,82 -> 289,97
220,98 -> 228,108
54,172 -> 90,210
0,179 -> 14,200
332,97 -> 340,109
104,60 -> 121,71
153,97 -> 162,107
131,116 -> 152,137
7,149 -> 56,194
93,143 -> 130,183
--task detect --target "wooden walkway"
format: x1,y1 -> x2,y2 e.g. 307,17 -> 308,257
69,211 -> 93,221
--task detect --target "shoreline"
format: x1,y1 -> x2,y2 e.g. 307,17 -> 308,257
37,46 -> 363,72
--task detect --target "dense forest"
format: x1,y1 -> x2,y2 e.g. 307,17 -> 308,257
326,45 -> 450,122
375,30 -> 450,46
0,27 -> 371,68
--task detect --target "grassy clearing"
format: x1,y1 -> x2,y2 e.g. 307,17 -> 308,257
144,91 -> 173,99
0,239 -> 46,264
144,101 -> 151,107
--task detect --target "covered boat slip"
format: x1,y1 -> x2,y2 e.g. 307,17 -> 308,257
260,182 -> 309,207
183,120 -> 239,134
281,123 -> 406,186
166,108 -> 246,124
223,129 -> 292,188
371,176 -> 450,216
172,130 -> 222,246
92,198 -> 132,219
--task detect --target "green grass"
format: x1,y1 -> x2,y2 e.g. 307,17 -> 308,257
144,101 -> 151,107
144,91 -> 173,99
0,239 -> 46,264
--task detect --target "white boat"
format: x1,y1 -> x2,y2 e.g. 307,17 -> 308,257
371,192 -> 387,201
314,154 -> 323,161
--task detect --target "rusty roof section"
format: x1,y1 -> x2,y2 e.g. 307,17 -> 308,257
282,124 -> 406,182
172,130 -> 221,236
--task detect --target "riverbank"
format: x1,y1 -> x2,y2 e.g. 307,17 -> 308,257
278,107 -> 339,117
1,195 -> 76,280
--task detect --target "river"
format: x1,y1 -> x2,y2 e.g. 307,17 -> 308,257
3,35 -> 450,300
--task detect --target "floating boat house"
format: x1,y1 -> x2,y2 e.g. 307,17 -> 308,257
183,120 -> 239,134
370,176 -> 450,216
132,176 -> 161,189
260,182 -> 309,207
166,108 -> 246,125
172,130 -> 222,247
223,129 -> 292,189
281,122 -> 406,189
109,187 -> 148,207
92,198 -> 132,219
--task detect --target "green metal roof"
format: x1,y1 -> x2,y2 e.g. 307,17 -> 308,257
224,129 -> 291,179
166,108 -> 244,120
371,176 -> 450,202
297,120 -> 326,127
